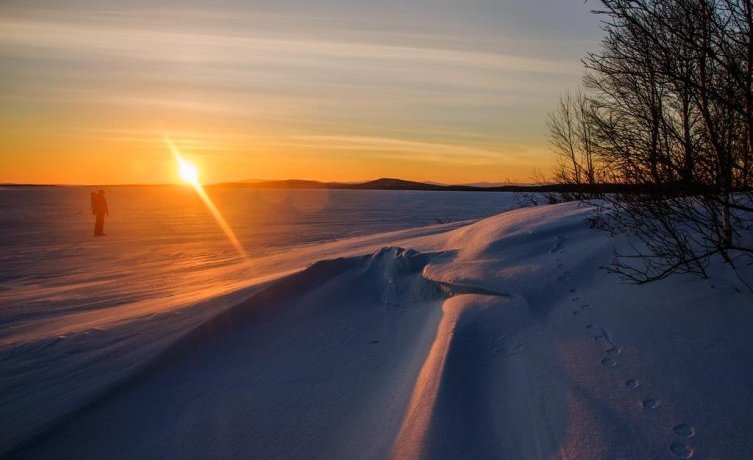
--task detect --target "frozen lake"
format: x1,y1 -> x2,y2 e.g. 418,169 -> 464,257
0,186 -> 528,453
3,189 -> 752,459
0,186 -> 524,328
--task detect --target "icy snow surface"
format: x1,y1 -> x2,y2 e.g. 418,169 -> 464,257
2,188 -> 753,459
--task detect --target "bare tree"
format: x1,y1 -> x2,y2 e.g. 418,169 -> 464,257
547,89 -> 600,197
547,0 -> 753,285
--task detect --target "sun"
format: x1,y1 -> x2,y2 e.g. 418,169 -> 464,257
178,158 -> 199,185
165,137 -> 247,258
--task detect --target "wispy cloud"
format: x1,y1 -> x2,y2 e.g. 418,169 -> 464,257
0,2 -> 599,183
276,135 -> 536,165
0,17 -> 580,74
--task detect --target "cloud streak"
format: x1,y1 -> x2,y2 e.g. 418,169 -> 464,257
0,2 -> 599,184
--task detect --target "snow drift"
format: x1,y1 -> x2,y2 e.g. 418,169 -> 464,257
5,202 -> 753,459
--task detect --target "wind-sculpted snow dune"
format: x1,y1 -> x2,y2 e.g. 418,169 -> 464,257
7,203 -> 753,459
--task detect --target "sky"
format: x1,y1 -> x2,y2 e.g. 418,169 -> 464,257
0,0 -> 601,185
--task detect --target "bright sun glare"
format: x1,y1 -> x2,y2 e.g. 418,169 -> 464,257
165,137 -> 248,258
178,158 -> 199,185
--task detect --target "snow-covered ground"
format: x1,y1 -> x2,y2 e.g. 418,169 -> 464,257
0,187 -> 524,455
3,197 -> 753,459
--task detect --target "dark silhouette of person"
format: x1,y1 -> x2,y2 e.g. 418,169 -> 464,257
91,190 -> 109,236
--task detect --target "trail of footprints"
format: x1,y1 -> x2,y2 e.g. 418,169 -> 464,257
555,245 -> 697,459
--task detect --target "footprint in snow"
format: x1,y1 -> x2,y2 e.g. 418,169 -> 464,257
580,304 -> 589,310
625,379 -> 640,389
572,310 -> 580,316
569,288 -> 577,293
673,423 -> 695,438
606,346 -> 621,356
642,398 -> 660,409
670,441 -> 694,458
601,357 -> 617,367
585,324 -> 594,330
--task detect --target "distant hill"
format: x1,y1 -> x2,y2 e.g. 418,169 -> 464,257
213,178 -> 449,191
342,178 -> 447,191
2,179 -> 651,194
210,177 -> 657,194
211,177 -> 561,192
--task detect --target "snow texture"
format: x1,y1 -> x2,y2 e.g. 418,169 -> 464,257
3,198 -> 753,459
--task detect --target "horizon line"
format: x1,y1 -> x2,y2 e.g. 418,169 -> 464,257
0,177 -> 540,188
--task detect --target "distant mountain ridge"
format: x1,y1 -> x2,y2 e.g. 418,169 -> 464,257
211,177 -> 560,192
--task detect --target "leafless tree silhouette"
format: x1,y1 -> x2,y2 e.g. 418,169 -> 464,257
548,0 -> 753,284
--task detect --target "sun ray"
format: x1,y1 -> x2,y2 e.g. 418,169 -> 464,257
165,138 -> 248,259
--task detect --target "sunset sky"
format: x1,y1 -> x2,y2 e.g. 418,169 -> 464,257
1,0 -> 600,185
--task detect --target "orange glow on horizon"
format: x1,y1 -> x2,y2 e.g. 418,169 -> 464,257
0,128 -> 554,185
166,138 -> 248,258
0,3 -> 596,186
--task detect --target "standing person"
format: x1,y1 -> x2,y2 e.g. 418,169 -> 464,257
92,190 -> 109,236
